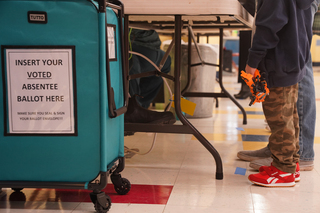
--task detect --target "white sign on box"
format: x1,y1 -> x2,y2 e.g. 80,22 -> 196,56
5,48 -> 75,134
107,26 -> 116,60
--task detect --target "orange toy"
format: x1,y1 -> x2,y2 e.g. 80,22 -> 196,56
240,69 -> 269,106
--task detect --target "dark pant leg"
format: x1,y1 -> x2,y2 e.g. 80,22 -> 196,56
132,44 -> 171,108
238,31 -> 252,83
128,54 -> 141,98
262,84 -> 299,173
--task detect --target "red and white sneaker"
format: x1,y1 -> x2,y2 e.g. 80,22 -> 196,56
294,162 -> 300,182
248,165 -> 295,187
259,162 -> 300,182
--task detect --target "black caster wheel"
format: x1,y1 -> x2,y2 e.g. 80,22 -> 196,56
11,188 -> 23,192
114,177 -> 131,195
94,196 -> 111,213
90,192 -> 111,213
9,191 -> 26,201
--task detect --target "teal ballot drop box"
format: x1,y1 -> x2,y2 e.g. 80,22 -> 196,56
0,0 -> 130,212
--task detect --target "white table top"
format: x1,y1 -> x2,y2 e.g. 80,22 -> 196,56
121,0 -> 253,33
122,0 -> 248,16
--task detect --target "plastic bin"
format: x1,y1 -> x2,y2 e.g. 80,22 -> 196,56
183,43 -> 219,118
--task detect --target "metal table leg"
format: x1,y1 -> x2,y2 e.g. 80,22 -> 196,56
173,15 -> 223,179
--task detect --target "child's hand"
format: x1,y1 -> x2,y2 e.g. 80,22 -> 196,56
245,64 -> 256,76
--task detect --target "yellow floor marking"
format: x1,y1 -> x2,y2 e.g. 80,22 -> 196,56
242,128 -> 271,135
242,142 -> 269,150
239,114 -> 265,119
191,133 -> 241,141
243,107 -> 263,112
212,109 -> 237,114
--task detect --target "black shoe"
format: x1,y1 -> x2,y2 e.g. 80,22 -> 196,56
124,96 -> 176,124
234,83 -> 251,99
234,90 -> 252,99
124,131 -> 135,136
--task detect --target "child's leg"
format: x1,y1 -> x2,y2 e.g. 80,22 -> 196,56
262,83 -> 299,173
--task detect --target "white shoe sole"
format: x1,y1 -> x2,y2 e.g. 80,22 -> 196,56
249,179 -> 296,187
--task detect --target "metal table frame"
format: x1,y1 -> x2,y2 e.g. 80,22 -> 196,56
124,12 -> 252,180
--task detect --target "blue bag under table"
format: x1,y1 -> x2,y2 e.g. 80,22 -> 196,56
0,0 -> 129,212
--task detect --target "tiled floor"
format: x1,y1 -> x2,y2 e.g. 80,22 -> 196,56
1,69 -> 320,213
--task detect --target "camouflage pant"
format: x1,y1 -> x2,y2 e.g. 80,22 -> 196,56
262,83 -> 299,173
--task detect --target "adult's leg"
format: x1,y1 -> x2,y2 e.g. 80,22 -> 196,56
139,50 -> 171,108
297,56 -> 316,162
298,0 -> 318,161
234,31 -> 252,99
128,54 -> 141,98
132,43 -> 171,108
125,49 -> 175,125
